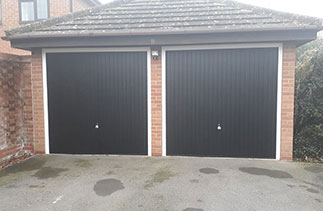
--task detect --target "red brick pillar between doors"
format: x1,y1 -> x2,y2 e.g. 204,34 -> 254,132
151,47 -> 162,156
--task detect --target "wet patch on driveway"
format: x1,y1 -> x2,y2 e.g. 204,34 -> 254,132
199,168 -> 219,174
93,179 -> 124,196
303,181 -> 322,189
190,179 -> 199,183
73,159 -> 92,168
183,208 -> 204,211
33,167 -> 69,179
105,171 -> 114,175
144,166 -> 176,189
306,188 -> 320,194
0,157 -> 48,186
304,166 -> 323,174
0,157 -> 47,178
239,167 -> 293,179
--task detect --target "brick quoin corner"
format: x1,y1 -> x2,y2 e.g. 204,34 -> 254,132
30,44 -> 296,160
280,44 -> 296,161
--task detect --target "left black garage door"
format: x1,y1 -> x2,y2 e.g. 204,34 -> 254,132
46,52 -> 147,155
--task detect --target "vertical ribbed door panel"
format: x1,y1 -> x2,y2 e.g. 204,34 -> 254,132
166,48 -> 278,158
47,52 -> 147,155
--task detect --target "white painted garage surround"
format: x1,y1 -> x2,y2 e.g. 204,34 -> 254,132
162,43 -> 283,160
41,43 -> 283,160
42,47 -> 152,156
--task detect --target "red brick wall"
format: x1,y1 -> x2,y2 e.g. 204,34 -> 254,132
31,50 -> 45,154
49,0 -> 71,17
0,0 -> 26,55
30,43 -> 297,159
151,48 -> 162,156
280,43 -> 296,160
0,53 -> 33,167
0,0 -> 95,55
73,0 -> 94,12
50,0 -> 93,17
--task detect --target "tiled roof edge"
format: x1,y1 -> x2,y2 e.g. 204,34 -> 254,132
3,0 -> 323,41
226,0 -> 323,27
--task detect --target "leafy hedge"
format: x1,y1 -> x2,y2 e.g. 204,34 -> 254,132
294,38 -> 323,161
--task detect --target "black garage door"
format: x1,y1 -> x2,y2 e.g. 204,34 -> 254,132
47,52 -> 147,155
166,48 -> 278,158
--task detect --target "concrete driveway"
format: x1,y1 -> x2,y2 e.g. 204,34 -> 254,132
0,155 -> 322,211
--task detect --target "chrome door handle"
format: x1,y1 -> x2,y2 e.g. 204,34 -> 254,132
95,123 -> 100,129
217,124 -> 222,131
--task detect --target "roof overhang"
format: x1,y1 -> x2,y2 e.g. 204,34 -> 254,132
3,25 -> 323,41
7,29 -> 320,51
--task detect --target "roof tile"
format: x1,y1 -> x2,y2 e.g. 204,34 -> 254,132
5,0 -> 323,40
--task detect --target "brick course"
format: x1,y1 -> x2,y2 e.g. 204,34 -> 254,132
0,0 -> 25,55
151,48 -> 162,156
280,43 -> 296,160
72,0 -> 94,12
31,50 -> 45,154
0,53 -> 33,167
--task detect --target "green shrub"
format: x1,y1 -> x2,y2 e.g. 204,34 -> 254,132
294,38 -> 323,161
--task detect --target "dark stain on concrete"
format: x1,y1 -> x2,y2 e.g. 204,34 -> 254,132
33,167 -> 68,179
106,171 -> 114,175
190,179 -> 199,183
0,170 -> 9,178
154,194 -> 165,201
144,157 -> 162,164
5,185 -> 17,189
197,199 -> 203,203
287,184 -> 295,188
304,166 -> 323,174
183,208 -> 204,211
93,179 -> 124,196
144,166 -> 176,189
307,188 -> 320,194
73,159 -> 92,168
0,157 -> 48,187
114,165 -> 122,169
29,184 -> 45,188
199,168 -> 219,175
303,181 -> 322,189
239,167 -> 293,179
315,199 -> 322,203
319,176 -> 323,183
299,185 -> 308,188
0,156 -> 47,178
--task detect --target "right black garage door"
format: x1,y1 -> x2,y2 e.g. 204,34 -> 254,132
166,48 -> 278,158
